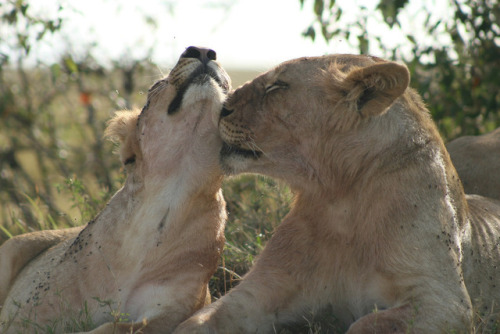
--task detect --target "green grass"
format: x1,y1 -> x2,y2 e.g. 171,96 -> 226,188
212,175 -> 292,297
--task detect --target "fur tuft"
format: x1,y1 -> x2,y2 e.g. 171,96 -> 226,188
104,109 -> 140,164
104,109 -> 140,143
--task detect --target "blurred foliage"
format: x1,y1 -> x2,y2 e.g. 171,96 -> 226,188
0,1 -> 290,306
300,0 -> 500,139
0,0 -> 63,57
0,53 -> 158,241
0,0 -> 162,242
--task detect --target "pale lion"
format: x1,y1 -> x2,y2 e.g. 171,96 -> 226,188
175,55 -> 500,333
0,46 -> 230,333
447,127 -> 500,200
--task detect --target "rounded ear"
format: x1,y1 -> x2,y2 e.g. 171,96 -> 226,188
343,62 -> 410,117
105,109 -> 140,165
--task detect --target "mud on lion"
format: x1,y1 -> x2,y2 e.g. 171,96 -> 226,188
175,54 -> 500,333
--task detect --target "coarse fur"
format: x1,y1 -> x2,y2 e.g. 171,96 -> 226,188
0,48 -> 230,333
175,54 -> 500,333
447,127 -> 500,200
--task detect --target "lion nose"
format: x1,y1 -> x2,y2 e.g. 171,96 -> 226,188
181,46 -> 217,64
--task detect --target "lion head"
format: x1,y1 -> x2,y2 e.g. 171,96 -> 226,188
219,55 -> 417,194
107,46 -> 231,189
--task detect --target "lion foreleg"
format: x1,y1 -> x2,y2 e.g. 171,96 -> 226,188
346,303 -> 471,334
174,290 -> 276,333
174,268 -> 304,333
346,304 -> 418,334
175,221 -> 325,333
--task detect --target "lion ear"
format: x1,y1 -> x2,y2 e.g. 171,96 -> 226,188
343,62 -> 410,117
105,109 -> 140,165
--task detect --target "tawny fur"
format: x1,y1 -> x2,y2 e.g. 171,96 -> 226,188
0,50 -> 230,333
175,54 -> 500,333
447,127 -> 500,200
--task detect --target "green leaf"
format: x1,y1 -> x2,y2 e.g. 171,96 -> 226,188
358,34 -> 369,54
335,7 -> 342,21
64,56 -> 79,74
302,26 -> 316,41
429,20 -> 442,33
5,9 -> 18,24
321,25 -> 331,42
20,4 -> 29,16
377,0 -> 409,28
314,0 -> 324,17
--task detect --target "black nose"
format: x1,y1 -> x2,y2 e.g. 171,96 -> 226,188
181,46 -> 216,64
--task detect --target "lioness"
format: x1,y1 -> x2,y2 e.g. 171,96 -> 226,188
0,46 -> 230,333
175,55 -> 500,333
447,127 -> 500,201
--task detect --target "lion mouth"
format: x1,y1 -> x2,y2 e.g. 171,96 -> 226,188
168,63 -> 230,115
220,142 -> 262,159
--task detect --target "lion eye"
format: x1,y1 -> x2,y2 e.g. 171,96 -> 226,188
124,155 -> 136,165
147,79 -> 168,97
265,81 -> 288,94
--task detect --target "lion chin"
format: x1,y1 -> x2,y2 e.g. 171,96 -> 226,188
0,46 -> 230,334
175,54 -> 500,333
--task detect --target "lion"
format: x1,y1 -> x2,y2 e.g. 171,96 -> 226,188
0,46 -> 230,334
447,127 -> 500,201
174,55 -> 500,333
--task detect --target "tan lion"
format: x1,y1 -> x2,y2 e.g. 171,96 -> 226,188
175,55 -> 500,333
447,127 -> 500,201
0,46 -> 229,334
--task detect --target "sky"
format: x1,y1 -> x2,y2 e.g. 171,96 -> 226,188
24,0 -> 337,70
4,0 -> 454,71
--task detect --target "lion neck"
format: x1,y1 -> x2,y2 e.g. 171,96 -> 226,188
289,100 -> 467,260
76,162 -> 224,258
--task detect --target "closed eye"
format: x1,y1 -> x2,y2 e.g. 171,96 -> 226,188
124,155 -> 136,165
265,80 -> 288,94
147,79 -> 168,98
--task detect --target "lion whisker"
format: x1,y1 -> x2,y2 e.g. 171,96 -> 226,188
247,137 -> 270,159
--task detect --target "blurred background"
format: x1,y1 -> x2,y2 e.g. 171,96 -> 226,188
0,0 -> 499,314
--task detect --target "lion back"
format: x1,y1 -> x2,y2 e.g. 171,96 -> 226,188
447,127 -> 500,200
462,194 -> 500,323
